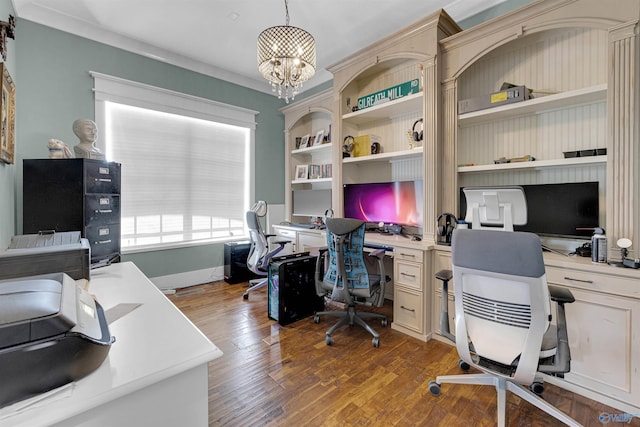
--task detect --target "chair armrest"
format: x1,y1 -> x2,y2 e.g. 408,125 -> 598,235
435,269 -> 453,283
367,248 -> 385,259
548,285 -> 575,304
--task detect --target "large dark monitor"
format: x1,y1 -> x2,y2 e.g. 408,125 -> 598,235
459,182 -> 600,239
344,180 -> 423,227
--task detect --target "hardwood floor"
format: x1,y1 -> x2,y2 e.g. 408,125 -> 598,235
168,281 -> 638,426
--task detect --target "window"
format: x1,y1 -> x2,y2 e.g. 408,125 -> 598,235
92,72 -> 258,251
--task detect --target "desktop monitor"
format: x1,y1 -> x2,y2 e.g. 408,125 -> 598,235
462,186 -> 527,232
292,189 -> 332,217
343,180 -> 423,227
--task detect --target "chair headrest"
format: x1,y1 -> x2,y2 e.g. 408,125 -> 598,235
452,229 -> 545,278
246,210 -> 260,231
326,218 -> 365,236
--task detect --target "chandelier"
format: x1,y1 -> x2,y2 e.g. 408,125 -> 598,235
257,0 -> 316,103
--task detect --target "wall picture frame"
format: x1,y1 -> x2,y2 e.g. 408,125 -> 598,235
295,164 -> 308,180
300,134 -> 310,149
314,129 -> 325,146
0,63 -> 15,164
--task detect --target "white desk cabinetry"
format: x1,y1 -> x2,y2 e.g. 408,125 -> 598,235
431,248 -> 640,413
0,262 -> 222,427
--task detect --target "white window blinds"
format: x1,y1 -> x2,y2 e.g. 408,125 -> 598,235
91,72 -> 257,251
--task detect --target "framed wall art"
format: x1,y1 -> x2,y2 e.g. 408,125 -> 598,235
0,63 -> 15,164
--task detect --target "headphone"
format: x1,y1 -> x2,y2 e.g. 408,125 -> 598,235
412,118 -> 424,142
343,135 -> 355,157
437,213 -> 457,242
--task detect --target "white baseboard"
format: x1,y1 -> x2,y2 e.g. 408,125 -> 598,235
150,266 -> 224,291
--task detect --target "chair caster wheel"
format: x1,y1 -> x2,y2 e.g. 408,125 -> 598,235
381,318 -> 388,327
242,293 -> 249,300
530,382 -> 544,395
314,315 -> 320,324
458,360 -> 470,371
372,337 -> 380,347
326,335 -> 332,345
428,380 -> 441,396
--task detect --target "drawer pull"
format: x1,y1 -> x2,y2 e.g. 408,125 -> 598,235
400,305 -> 415,312
399,253 -> 416,259
94,239 -> 112,245
95,209 -> 113,214
95,178 -> 112,183
563,276 -> 593,284
401,272 -> 416,279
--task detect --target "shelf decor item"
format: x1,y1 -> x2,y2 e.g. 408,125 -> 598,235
356,78 -> 419,111
314,129 -> 325,146
295,164 -> 308,180
257,0 -> 316,103
0,63 -> 15,164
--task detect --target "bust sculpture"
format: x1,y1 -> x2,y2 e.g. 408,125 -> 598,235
73,119 -> 105,160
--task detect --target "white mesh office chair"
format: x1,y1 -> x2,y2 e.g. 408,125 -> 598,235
243,201 -> 289,300
429,229 -> 579,427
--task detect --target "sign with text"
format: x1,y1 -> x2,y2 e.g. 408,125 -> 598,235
357,79 -> 419,111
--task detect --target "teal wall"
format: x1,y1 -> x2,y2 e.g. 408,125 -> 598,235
0,0 -> 16,250
2,0 -> 531,279
13,18 -> 285,278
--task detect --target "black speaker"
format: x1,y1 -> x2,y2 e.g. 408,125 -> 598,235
224,241 -> 259,284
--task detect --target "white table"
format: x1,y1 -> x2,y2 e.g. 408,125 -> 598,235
0,262 -> 222,427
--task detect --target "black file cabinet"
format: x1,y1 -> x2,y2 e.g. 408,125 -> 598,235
23,159 -> 121,266
224,241 -> 258,284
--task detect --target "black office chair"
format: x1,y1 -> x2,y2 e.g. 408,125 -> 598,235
313,218 -> 388,347
428,229 -> 579,426
243,201 -> 288,300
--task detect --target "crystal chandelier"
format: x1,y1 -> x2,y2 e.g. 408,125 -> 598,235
257,0 -> 316,103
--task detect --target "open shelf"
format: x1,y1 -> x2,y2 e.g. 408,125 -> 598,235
458,155 -> 607,173
342,92 -> 423,125
291,178 -> 332,185
343,147 -> 423,164
291,143 -> 332,156
458,84 -> 607,127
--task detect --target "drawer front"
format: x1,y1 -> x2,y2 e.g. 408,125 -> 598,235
546,266 -> 639,298
86,223 -> 120,259
395,260 -> 423,290
85,195 -> 120,225
394,247 -> 423,263
274,227 -> 297,240
297,231 -> 326,252
85,162 -> 121,194
394,287 -> 424,333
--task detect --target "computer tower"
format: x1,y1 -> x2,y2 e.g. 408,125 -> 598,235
268,253 -> 324,326
224,241 -> 258,284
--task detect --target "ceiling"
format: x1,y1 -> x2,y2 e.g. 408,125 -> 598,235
12,0 -> 509,96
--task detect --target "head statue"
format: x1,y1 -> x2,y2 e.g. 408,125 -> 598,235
72,119 -> 98,144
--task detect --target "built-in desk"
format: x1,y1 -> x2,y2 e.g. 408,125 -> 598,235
273,225 -> 433,341
0,262 -> 223,427
432,246 -> 640,414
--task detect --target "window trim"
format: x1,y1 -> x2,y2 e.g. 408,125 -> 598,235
91,71 -> 259,252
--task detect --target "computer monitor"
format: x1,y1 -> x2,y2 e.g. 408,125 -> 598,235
462,186 -> 527,232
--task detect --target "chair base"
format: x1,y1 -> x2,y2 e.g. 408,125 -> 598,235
243,278 -> 267,300
314,304 -> 388,347
431,373 -> 581,427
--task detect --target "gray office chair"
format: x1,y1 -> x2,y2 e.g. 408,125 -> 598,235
313,218 -> 388,347
243,201 -> 288,300
428,229 -> 579,427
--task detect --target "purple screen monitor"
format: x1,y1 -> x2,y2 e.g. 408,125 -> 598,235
343,181 -> 423,227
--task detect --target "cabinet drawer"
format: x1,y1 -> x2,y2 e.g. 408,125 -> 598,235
85,195 -> 120,225
394,247 -> 423,263
85,162 -> 121,194
546,266 -> 639,298
394,287 -> 424,333
86,224 -> 120,259
273,228 -> 297,240
395,260 -> 423,290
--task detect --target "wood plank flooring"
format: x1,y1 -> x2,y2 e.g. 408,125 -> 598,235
168,281 -> 639,426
